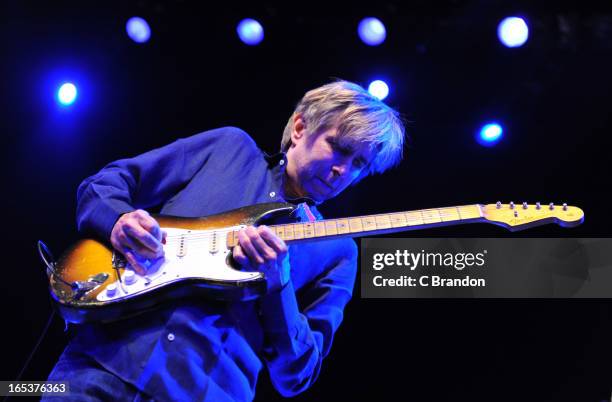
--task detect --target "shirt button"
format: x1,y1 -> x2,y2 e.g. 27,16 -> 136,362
167,333 -> 175,342
269,191 -> 276,198
279,159 -> 285,166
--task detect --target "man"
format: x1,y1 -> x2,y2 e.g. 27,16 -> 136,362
44,80 -> 405,401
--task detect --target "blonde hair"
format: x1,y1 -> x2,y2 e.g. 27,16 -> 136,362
281,80 -> 405,176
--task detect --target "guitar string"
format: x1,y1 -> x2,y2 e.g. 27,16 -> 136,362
163,217 -> 477,239
161,215 -> 474,242
159,206 -> 482,241
159,204 -> 551,242
161,217 -> 474,246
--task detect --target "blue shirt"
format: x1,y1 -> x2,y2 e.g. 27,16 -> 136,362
68,127 -> 358,401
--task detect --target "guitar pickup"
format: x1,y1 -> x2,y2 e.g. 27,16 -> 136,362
177,232 -> 188,258
209,231 -> 219,254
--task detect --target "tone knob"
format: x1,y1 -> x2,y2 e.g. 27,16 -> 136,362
536,202 -> 541,210
549,203 -> 554,210
496,201 -> 501,209
522,202 -> 528,209
106,283 -> 117,297
124,270 -> 137,285
563,203 -> 568,211
509,201 -> 515,209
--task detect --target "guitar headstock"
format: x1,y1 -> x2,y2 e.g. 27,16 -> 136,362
482,202 -> 584,231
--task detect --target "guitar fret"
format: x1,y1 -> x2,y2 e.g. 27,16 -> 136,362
293,223 -> 304,239
349,218 -> 363,232
421,209 -> 442,224
362,216 -> 377,231
275,225 -> 285,238
284,224 -> 294,240
405,211 -> 424,225
388,213 -> 407,227
458,205 -> 481,219
375,214 -> 392,229
324,220 -> 338,235
439,207 -> 461,222
303,223 -> 315,238
314,221 -> 326,237
336,219 -> 350,234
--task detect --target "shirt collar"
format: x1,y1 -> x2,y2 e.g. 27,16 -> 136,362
263,150 -> 318,207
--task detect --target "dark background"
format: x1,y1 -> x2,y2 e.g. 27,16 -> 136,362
2,1 -> 611,401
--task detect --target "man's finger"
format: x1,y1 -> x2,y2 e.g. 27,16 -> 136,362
121,230 -> 160,260
124,249 -> 146,275
139,216 -> 164,242
124,225 -> 163,255
258,226 -> 287,255
246,226 -> 281,262
232,245 -> 251,268
238,228 -> 265,265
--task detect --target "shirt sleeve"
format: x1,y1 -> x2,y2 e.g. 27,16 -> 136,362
75,127 -> 255,241
257,238 -> 358,397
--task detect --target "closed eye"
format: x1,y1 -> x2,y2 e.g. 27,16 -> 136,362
327,137 -> 353,156
353,157 -> 367,169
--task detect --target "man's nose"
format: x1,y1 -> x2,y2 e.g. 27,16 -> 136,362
331,160 -> 351,178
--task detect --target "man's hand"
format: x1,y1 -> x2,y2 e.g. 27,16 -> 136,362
233,225 -> 290,294
110,209 -> 167,275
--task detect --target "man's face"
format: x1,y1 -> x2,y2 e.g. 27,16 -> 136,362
285,121 -> 374,203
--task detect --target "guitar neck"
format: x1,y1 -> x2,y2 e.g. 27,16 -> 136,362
227,204 -> 484,246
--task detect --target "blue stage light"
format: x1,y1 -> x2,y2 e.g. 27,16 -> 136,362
478,123 -> 503,146
497,17 -> 529,48
57,82 -> 77,106
358,17 -> 386,46
237,19 -> 264,45
126,17 -> 151,43
368,80 -> 389,101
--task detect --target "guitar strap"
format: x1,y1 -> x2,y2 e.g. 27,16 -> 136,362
299,202 -> 317,223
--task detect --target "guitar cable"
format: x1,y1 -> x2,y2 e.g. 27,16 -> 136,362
3,242 -> 62,402
38,240 -> 72,287
3,309 -> 57,402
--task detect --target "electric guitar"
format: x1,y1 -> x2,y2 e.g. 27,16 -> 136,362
44,201 -> 584,323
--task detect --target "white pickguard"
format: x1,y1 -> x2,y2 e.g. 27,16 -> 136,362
97,226 -> 263,301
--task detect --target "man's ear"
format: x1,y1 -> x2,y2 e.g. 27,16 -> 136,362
291,113 -> 306,144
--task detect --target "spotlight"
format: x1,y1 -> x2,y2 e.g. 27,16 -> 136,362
497,17 -> 529,48
477,123 -> 503,146
57,82 -> 77,106
126,17 -> 151,43
237,19 -> 264,45
358,17 -> 386,46
368,80 -> 389,101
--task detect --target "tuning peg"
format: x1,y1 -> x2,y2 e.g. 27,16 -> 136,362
509,201 -> 515,209
522,202 -> 528,209
549,202 -> 554,210
563,203 -> 568,211
496,201 -> 501,209
536,202 -> 541,210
